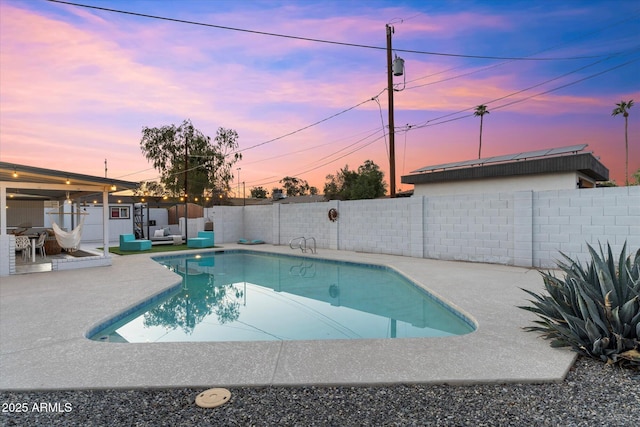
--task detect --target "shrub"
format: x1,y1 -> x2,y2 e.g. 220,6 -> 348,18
520,242 -> 640,368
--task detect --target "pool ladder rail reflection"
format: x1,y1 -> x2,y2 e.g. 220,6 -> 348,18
289,261 -> 316,278
289,236 -> 316,254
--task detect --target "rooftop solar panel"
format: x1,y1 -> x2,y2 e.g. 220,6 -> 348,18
409,144 -> 588,174
546,144 -> 587,155
482,154 -> 518,163
513,149 -> 552,160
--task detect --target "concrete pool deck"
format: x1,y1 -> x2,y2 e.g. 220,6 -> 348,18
0,244 -> 576,390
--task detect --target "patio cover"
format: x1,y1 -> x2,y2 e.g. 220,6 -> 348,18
0,162 -> 139,276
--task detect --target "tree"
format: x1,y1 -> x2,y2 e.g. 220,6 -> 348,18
474,104 -> 490,159
280,176 -> 310,196
612,99 -> 634,186
143,270 -> 243,334
324,160 -> 386,200
211,127 -> 243,195
133,180 -> 165,197
352,160 -> 386,199
250,186 -> 268,198
140,119 -> 241,198
633,167 -> 640,186
324,165 -> 357,200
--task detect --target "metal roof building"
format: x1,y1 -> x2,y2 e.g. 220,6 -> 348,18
401,144 -> 609,197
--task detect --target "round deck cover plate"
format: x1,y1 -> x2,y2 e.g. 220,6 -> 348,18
195,388 -> 231,408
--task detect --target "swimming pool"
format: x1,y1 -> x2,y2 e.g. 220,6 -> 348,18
89,251 -> 474,342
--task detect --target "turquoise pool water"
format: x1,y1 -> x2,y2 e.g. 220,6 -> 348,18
89,251 -> 475,342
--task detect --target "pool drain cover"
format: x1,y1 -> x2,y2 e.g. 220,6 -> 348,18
195,388 -> 231,408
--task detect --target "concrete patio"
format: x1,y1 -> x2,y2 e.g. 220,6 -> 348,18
0,244 -> 576,390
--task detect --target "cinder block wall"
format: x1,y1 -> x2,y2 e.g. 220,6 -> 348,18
204,206 -> 243,243
278,203 -> 332,249
425,192 -> 515,264
338,198 -> 414,256
242,205 -> 273,242
206,186 -> 638,268
533,186 -> 638,267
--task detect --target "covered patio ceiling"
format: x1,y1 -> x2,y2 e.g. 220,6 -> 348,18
0,162 -> 139,202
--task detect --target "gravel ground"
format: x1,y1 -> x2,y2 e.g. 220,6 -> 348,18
1,357 -> 638,426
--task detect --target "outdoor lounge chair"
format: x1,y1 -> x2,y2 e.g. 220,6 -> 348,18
119,234 -> 152,251
187,231 -> 215,248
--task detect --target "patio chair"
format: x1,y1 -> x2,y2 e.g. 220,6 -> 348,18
34,232 -> 47,258
15,235 -> 30,261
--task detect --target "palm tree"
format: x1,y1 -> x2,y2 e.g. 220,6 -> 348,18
474,104 -> 490,159
612,99 -> 634,186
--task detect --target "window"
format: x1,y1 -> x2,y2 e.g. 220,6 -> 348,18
110,206 -> 130,219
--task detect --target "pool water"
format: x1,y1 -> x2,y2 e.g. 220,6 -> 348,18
90,251 -> 475,342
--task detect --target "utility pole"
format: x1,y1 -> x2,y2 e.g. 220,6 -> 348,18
184,141 -> 188,241
237,167 -> 241,199
386,24 -> 396,197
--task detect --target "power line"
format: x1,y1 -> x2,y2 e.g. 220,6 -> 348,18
83,1 -> 638,185
405,43 -> 639,91
47,0 -> 613,61
408,50 -> 638,129
490,57 -> 640,112
233,91 -> 383,154
247,132 -> 386,188
150,53 -> 639,186
202,30 -> 638,171
239,126 -> 383,166
246,128 -> 384,186
125,51 -> 638,187
408,55 -> 640,131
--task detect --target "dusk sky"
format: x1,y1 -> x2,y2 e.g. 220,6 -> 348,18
1,0 -> 639,195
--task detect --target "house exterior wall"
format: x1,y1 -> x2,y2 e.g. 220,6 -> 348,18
411,172 -> 579,197
65,205 -> 133,243
5,200 -> 45,227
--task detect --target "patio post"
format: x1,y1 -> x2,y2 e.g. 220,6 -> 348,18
0,185 -> 6,235
102,188 -> 109,257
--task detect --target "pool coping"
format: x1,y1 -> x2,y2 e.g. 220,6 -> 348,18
0,244 -> 576,390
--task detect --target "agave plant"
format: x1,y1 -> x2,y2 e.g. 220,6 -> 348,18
520,242 -> 640,368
